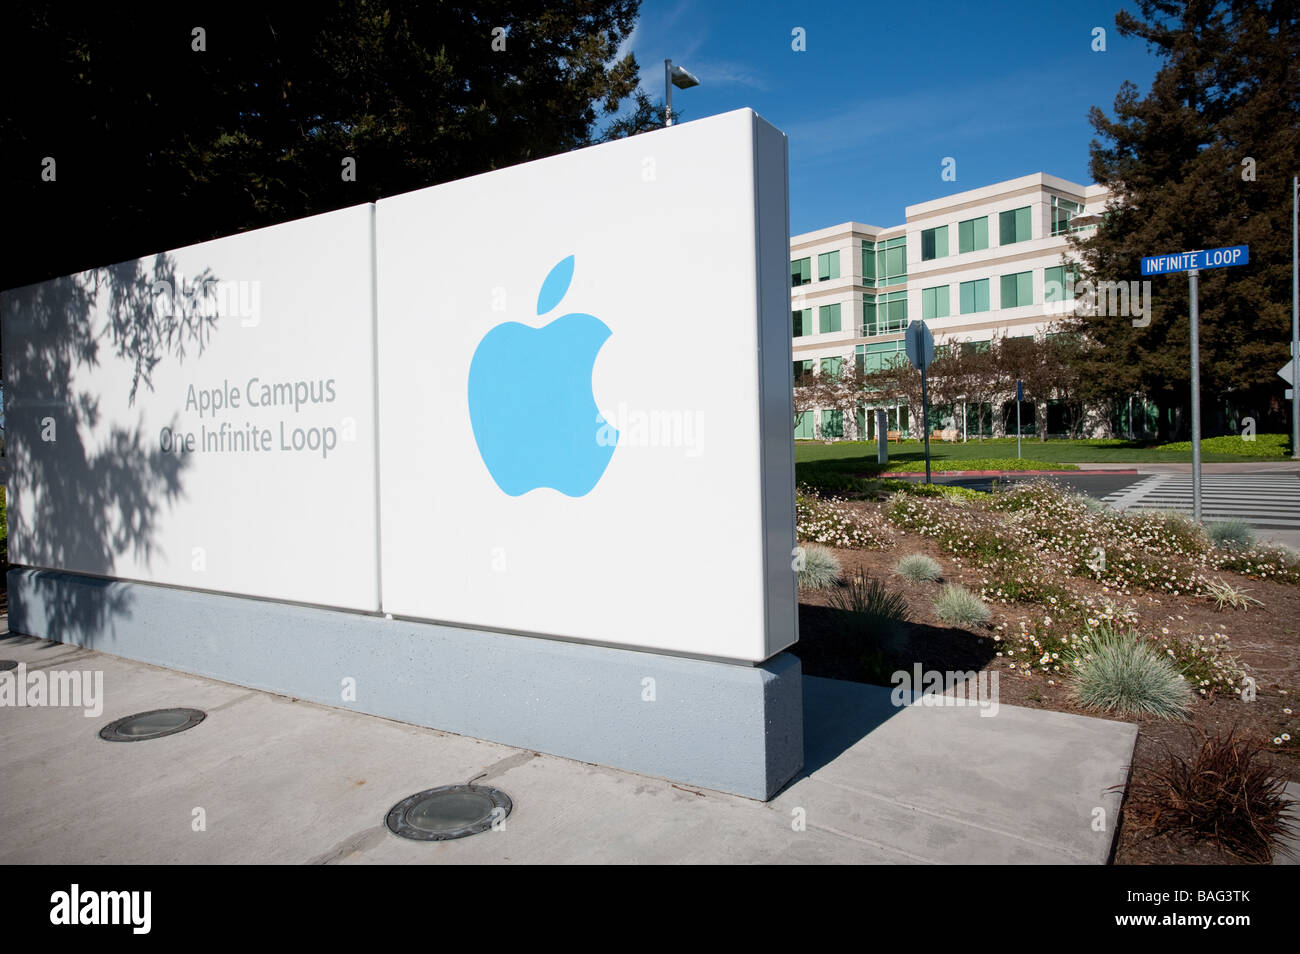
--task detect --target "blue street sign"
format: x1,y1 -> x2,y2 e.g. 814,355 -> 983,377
1015,379 -> 1023,402
1141,245 -> 1249,276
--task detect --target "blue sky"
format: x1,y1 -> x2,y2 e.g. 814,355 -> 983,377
617,0 -> 1161,233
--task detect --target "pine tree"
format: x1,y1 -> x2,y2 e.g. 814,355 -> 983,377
1068,0 -> 1299,439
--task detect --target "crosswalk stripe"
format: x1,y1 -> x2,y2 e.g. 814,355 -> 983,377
1099,473 -> 1300,528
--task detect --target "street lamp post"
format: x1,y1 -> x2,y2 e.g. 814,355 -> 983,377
664,59 -> 700,127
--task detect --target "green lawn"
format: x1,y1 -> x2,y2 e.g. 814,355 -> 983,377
795,435 -> 1293,466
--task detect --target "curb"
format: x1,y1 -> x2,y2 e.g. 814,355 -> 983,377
884,468 -> 1140,478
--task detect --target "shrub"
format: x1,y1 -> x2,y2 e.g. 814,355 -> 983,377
933,584 -> 990,629
1125,729 -> 1298,863
896,553 -> 942,583
1205,519 -> 1255,551
1126,509 -> 1211,558
829,570 -> 910,637
1215,544 -> 1300,585
796,544 -> 841,590
1156,433 -> 1291,457
1067,625 -> 1192,719
797,490 -> 895,549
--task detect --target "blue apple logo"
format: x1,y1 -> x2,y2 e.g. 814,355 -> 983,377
467,255 -> 618,496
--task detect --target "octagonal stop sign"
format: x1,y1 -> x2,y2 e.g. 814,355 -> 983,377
905,320 -> 934,371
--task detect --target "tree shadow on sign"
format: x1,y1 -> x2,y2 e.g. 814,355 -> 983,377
2,254 -> 218,643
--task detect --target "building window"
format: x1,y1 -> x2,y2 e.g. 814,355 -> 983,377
920,225 -> 949,261
857,339 -> 907,376
999,206 -> 1032,245
1050,196 -> 1084,236
791,257 -> 811,287
792,308 -> 812,337
921,285 -> 950,320
820,356 -> 843,378
876,236 -> 907,286
1000,271 -> 1033,308
864,291 -> 907,336
820,409 -> 844,438
794,411 -> 815,439
1044,264 -> 1080,305
817,250 -> 840,281
793,358 -> 814,384
818,302 -> 842,334
959,278 -> 990,314
957,216 -> 989,253
960,339 -> 991,355
862,241 -> 876,286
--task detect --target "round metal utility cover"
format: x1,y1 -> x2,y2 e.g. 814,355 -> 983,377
386,784 -> 512,841
99,708 -> 206,742
0,660 -> 18,672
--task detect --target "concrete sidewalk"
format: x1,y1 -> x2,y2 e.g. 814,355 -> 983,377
0,620 -> 1137,864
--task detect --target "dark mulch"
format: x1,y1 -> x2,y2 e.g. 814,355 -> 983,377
790,530 -> 1300,865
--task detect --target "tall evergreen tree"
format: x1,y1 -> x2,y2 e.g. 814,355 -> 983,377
0,1 -> 641,290
1068,0 -> 1299,439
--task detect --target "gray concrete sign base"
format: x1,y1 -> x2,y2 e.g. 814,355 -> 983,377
5,568 -> 803,800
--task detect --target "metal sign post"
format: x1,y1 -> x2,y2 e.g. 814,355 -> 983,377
1189,269 -> 1202,523
1140,244 -> 1250,525
905,321 -> 935,484
876,409 -> 888,465
1015,379 -> 1023,460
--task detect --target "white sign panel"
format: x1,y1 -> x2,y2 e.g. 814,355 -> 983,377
2,206 -> 380,611
375,108 -> 796,662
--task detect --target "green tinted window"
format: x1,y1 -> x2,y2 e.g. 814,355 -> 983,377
957,216 -> 988,253
1000,271 -> 1033,308
1051,196 -> 1083,236
820,410 -> 843,438
959,278 -> 990,314
817,250 -> 840,281
921,285 -> 950,319
858,339 -> 907,376
999,206 -> 1032,245
820,356 -> 843,378
920,225 -> 948,261
792,308 -> 812,337
873,236 -> 907,286
794,411 -> 815,439
791,257 -> 811,287
1044,265 -> 1080,304
862,241 -> 876,285
818,303 -> 841,334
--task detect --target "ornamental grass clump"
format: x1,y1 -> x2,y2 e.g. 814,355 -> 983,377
896,553 -> 943,583
1068,624 -> 1192,719
1206,519 -> 1255,551
933,584 -> 991,629
1125,729 -> 1298,863
1203,577 -> 1263,611
797,544 -> 841,590
830,570 -> 910,638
